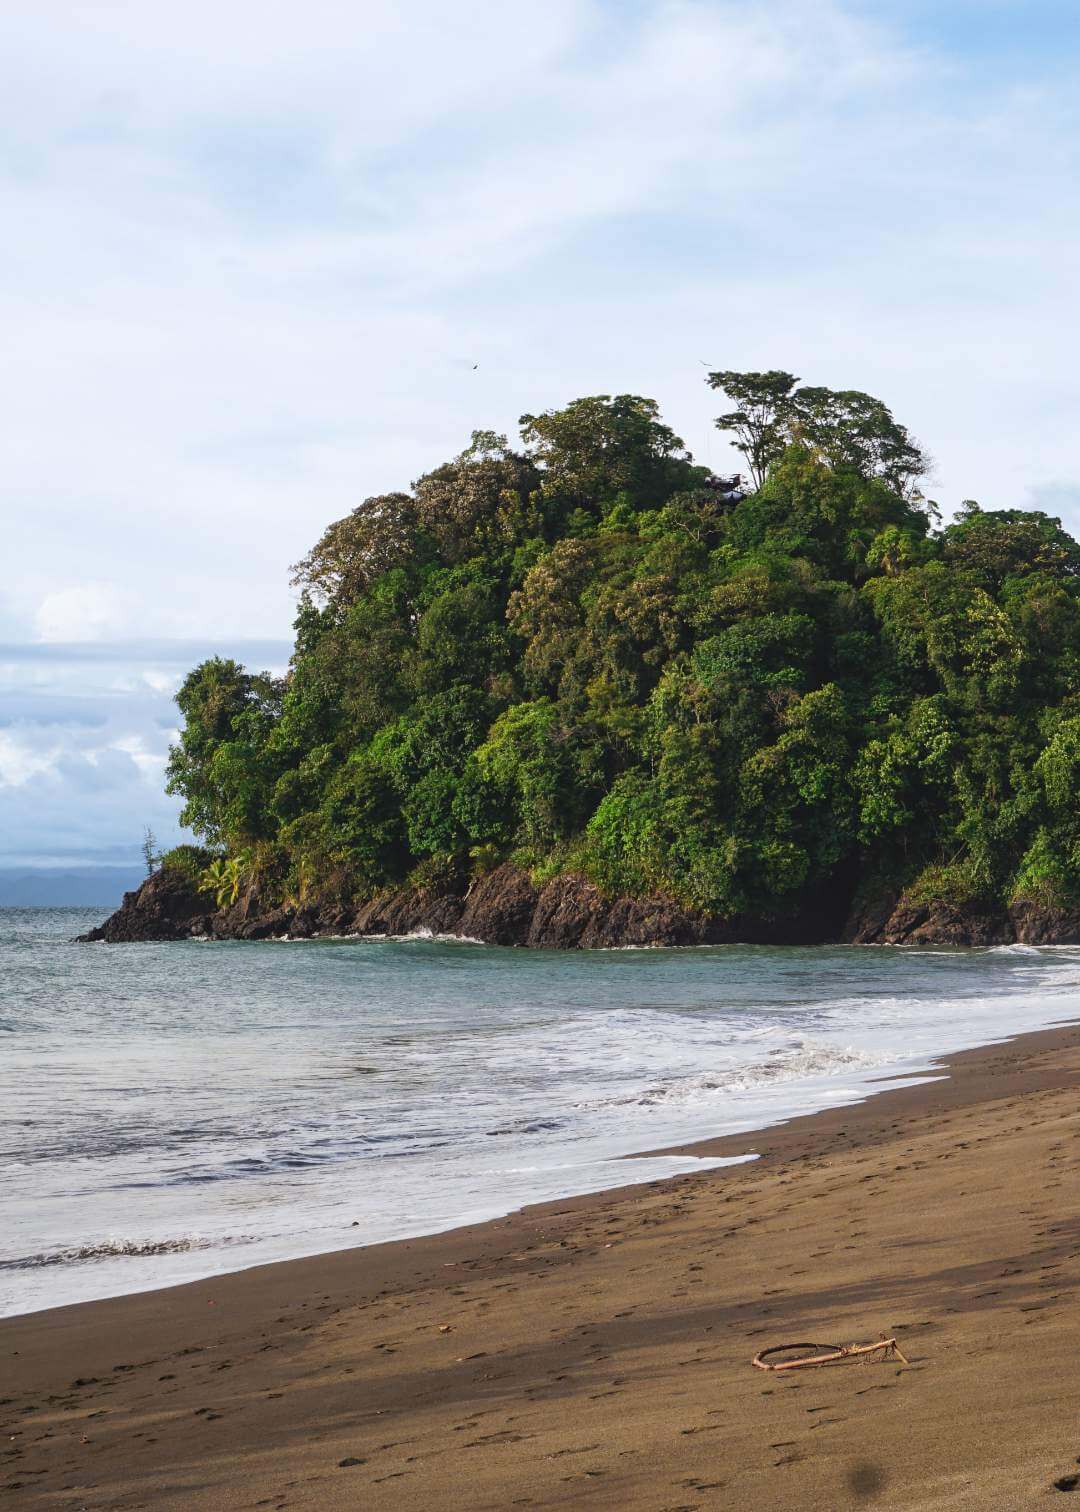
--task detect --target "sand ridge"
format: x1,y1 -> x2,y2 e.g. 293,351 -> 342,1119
5,1024 -> 1080,1508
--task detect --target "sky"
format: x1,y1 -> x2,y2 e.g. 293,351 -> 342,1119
2,0 -> 1079,867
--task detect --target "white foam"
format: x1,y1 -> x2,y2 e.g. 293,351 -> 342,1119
5,919 -> 1080,1317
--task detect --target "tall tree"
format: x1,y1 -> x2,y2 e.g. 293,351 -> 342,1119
789,386 -> 928,495
705,369 -> 799,489
707,370 -> 928,496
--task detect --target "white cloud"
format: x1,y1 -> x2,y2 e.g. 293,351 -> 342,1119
0,641 -> 290,864
1,0 -> 1079,859
0,732 -> 58,787
35,584 -> 132,643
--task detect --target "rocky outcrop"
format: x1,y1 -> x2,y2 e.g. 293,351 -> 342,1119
80,861 -> 741,948
1008,899 -> 1080,945
79,868 -> 215,942
459,865 -> 540,945
526,874 -> 603,948
350,888 -> 465,939
579,894 -> 726,949
844,889 -> 1080,946
840,888 -> 902,946
85,864 -> 1080,950
843,891 -> 1012,946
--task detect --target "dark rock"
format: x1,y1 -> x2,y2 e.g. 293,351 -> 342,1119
284,907 -> 320,940
77,869 -> 213,942
1009,898 -> 1080,945
88,862 -> 1080,950
235,905 -> 297,940
843,891 -> 1012,946
527,875 -> 609,948
352,888 -> 465,937
458,864 -> 538,945
842,888 -> 902,945
579,894 -> 720,949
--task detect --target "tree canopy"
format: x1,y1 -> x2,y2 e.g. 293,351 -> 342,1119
164,377 -> 1080,923
706,369 -> 929,496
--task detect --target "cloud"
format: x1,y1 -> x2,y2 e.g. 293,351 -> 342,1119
0,640 -> 290,865
3,2 -> 1078,641
0,639 -> 292,666
34,584 -> 134,642
2,0 -> 1080,859
0,757 -> 182,868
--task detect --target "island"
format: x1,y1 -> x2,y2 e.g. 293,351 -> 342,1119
86,370 -> 1080,948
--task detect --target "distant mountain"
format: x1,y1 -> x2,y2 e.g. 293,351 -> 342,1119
0,867 -> 147,907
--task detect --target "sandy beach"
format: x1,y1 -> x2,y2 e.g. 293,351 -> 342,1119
5,1021 -> 1080,1509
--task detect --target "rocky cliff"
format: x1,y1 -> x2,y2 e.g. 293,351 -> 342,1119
81,862 -> 843,948
81,864 -> 1080,948
842,890 -> 1080,946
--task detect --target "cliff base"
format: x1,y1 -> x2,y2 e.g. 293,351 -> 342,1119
82,866 -> 1080,948
82,862 -> 838,948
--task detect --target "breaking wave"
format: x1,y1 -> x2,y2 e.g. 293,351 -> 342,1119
580,1040 -> 894,1111
0,1235 -> 252,1272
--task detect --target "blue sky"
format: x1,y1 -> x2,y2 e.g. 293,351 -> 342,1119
2,0 -> 1079,866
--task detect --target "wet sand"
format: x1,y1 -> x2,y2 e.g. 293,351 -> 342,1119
5,1021 -> 1080,1509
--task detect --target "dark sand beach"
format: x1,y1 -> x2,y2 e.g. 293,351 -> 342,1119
6,1022 -> 1080,1509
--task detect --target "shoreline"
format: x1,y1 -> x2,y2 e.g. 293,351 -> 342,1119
3,1018 -> 1073,1327
16,922 -> 1080,1327
7,1017 -> 1080,1507
0,1000 -> 1030,1324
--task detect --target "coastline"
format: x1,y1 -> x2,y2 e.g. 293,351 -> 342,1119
80,860 -> 1080,948
5,940 -> 1066,1321
7,1018 -> 1080,1508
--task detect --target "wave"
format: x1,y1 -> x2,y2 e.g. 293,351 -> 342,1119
390,927 -> 489,946
578,1040 -> 895,1112
263,928 -> 490,945
0,1234 -> 254,1271
485,1116 -> 565,1137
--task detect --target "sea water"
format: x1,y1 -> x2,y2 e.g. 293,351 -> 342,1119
3,907 -> 1079,1318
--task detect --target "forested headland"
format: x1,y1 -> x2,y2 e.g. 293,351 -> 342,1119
90,371 -> 1080,946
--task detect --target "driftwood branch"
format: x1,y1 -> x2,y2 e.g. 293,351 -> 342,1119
752,1337 -> 909,1372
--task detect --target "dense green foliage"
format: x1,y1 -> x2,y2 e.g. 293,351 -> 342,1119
165,378 -> 1080,920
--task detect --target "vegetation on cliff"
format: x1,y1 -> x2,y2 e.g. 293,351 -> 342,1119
163,371 -> 1080,926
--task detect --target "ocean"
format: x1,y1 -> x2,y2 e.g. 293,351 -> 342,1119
3,907 -> 1079,1318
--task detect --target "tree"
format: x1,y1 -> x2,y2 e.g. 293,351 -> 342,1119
519,395 -> 692,513
707,370 -> 928,496
412,434 -> 541,565
407,576 -> 510,695
468,700 -> 596,851
290,492 -> 419,614
943,504 -> 1080,588
787,387 -> 928,495
319,755 -> 408,887
165,658 -> 284,846
508,537 -> 597,694
705,370 -> 799,489
141,826 -> 158,876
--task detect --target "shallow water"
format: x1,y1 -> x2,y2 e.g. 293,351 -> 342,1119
3,908 -> 1079,1317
